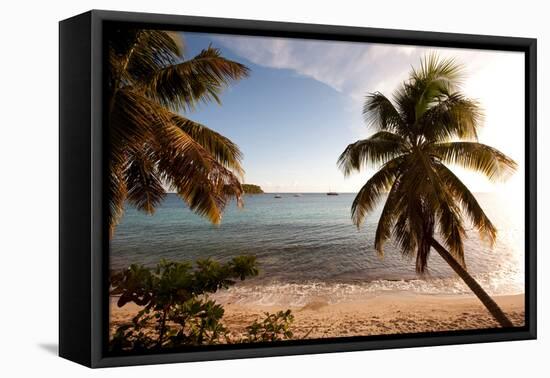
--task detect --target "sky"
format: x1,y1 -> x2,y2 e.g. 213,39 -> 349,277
179,32 -> 525,196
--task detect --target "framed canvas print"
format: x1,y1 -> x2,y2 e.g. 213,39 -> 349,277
59,10 -> 537,368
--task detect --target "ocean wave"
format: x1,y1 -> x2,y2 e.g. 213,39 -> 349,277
212,273 -> 524,307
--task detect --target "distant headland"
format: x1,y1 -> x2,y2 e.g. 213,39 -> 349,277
242,184 -> 264,194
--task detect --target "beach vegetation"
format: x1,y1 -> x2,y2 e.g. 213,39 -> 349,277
109,257 -> 294,351
244,310 -> 294,342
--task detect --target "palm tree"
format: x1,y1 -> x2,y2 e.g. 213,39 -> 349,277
338,54 -> 517,327
107,28 -> 249,236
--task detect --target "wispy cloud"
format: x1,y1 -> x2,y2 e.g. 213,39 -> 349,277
215,36 -> 414,101
214,35 -> 508,103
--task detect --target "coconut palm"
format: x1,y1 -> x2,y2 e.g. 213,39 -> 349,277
107,28 -> 249,236
338,54 -> 517,327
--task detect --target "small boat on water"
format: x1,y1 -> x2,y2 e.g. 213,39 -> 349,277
326,192 -> 339,196
274,194 -> 282,198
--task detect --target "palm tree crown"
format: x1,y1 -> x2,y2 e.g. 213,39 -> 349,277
338,54 -> 517,273
107,28 -> 249,237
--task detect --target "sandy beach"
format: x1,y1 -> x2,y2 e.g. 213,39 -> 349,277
110,293 -> 525,340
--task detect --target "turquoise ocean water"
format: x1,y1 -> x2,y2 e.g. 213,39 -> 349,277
110,193 -> 524,305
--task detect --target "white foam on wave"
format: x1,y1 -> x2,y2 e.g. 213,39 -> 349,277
212,273 -> 524,307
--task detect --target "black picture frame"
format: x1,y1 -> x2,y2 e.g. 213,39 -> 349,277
59,9 -> 537,368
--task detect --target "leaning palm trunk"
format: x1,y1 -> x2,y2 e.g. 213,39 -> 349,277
430,237 -> 514,328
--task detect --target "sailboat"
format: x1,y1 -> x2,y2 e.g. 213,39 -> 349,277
326,187 -> 339,196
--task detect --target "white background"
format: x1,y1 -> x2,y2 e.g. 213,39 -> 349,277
0,0 -> 547,376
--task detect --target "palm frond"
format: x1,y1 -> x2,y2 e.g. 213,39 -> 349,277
411,53 -> 464,92
145,46 -> 250,112
393,197 -> 435,273
170,115 -> 244,177
415,200 -> 436,273
429,142 -> 517,181
435,162 -> 497,244
108,88 -> 163,236
410,54 -> 464,121
109,29 -> 183,87
124,147 -> 166,214
374,176 -> 404,256
350,156 -> 404,227
110,88 -> 166,148
109,88 -> 170,186
107,30 -> 249,235
153,122 -> 243,225
420,93 -> 482,141
383,161 -> 436,272
392,200 -> 419,259
435,196 -> 466,267
338,131 -> 407,176
110,88 -> 243,228
363,92 -> 405,133
402,149 -> 465,270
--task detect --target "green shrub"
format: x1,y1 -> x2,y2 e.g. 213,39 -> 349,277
109,256 -> 294,352
243,310 -> 294,342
